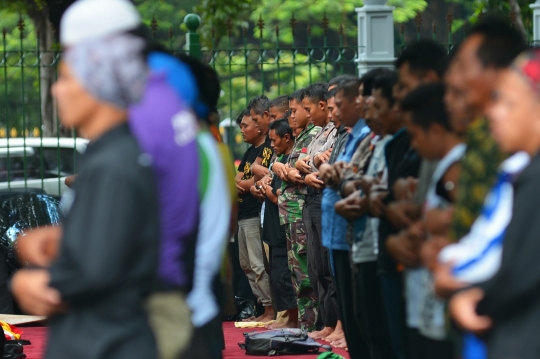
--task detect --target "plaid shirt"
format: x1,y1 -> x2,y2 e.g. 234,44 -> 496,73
306,121 -> 336,172
278,123 -> 321,224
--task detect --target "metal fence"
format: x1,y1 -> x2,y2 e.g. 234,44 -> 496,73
1,8 -> 538,194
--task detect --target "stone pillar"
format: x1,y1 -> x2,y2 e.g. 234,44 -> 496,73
356,0 -> 396,75
532,1 -> 540,44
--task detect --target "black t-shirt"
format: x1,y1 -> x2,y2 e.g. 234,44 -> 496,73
378,130 -> 421,275
238,144 -> 263,220
258,136 -> 274,168
262,154 -> 289,247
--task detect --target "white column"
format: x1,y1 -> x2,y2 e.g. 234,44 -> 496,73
356,0 -> 396,75
532,1 -> 540,43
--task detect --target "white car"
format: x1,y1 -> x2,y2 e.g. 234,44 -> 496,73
0,138 -> 89,196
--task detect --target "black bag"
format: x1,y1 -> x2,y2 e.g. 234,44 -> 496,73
238,328 -> 332,356
3,340 -> 31,359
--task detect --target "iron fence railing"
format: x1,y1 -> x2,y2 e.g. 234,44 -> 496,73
1,9 -> 538,194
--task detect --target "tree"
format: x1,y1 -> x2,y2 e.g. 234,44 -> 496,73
1,0 -> 75,136
446,0 -> 535,39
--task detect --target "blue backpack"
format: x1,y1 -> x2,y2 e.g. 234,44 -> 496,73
239,328 -> 332,356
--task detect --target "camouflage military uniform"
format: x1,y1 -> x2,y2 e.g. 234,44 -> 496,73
278,123 -> 320,331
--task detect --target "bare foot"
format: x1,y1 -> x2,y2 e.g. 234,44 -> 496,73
308,326 -> 335,339
241,316 -> 256,322
324,321 -> 344,342
251,307 -> 275,323
264,319 -> 298,329
331,337 -> 347,349
257,313 -> 275,323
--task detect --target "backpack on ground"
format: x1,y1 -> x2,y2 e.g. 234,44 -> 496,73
238,328 -> 332,356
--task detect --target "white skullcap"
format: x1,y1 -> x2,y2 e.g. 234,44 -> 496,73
60,0 -> 141,47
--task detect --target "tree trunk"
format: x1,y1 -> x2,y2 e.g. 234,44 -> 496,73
508,0 -> 527,40
27,4 -> 60,138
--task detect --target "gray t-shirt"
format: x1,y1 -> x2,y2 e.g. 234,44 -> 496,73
352,135 -> 392,264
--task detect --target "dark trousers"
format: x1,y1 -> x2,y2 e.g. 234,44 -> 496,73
380,273 -> 407,359
0,248 -> 13,314
304,196 -> 339,328
269,245 -> 297,311
406,328 -> 455,359
354,261 -> 396,359
333,249 -> 370,359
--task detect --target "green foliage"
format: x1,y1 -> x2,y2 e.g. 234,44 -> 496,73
1,11 -> 43,134
135,0 -> 197,49
194,0 -> 254,47
446,0 -> 535,38
246,0 -> 427,44
211,49 -> 333,120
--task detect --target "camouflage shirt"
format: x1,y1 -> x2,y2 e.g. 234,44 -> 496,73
278,123 -> 321,224
449,118 -> 505,242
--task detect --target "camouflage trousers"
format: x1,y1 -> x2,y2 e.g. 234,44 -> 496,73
285,221 -> 319,331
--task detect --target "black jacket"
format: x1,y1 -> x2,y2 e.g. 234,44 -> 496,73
47,124 -> 159,359
476,151 -> 540,359
377,129 -> 420,275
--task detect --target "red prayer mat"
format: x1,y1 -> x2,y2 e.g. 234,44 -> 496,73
19,323 -> 350,359
222,321 -> 350,359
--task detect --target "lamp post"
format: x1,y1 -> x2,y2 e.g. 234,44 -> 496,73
356,0 -> 396,75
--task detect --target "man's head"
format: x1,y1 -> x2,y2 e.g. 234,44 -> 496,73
248,95 -> 271,135
53,34 -> 147,137
174,53 -> 221,124
238,109 -> 261,145
372,72 -> 401,135
289,89 -> 310,130
269,119 -> 294,155
448,16 -> 527,119
487,50 -> 540,154
302,83 -> 329,127
269,95 -> 290,122
395,40 -> 447,102
359,68 -> 393,130
335,78 -> 362,127
401,83 -> 455,160
444,55 -> 473,135
328,74 -> 357,91
326,87 -> 341,127
364,94 -> 382,135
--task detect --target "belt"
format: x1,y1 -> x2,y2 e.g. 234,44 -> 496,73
307,187 -> 322,196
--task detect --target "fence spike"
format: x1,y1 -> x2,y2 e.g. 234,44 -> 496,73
257,14 -> 265,38
290,14 -> 297,37
509,10 -> 517,26
446,11 -> 454,32
243,26 -> 247,37
17,16 -> 25,33
432,21 -> 436,34
322,12 -> 329,36
275,24 -> 279,37
340,23 -> 344,36
226,17 -> 233,37
211,26 -> 215,39
168,27 -> 173,40
150,15 -> 158,38
307,24 -> 311,36
400,23 -> 405,36
2,28 -> 6,39
414,13 -> 422,32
